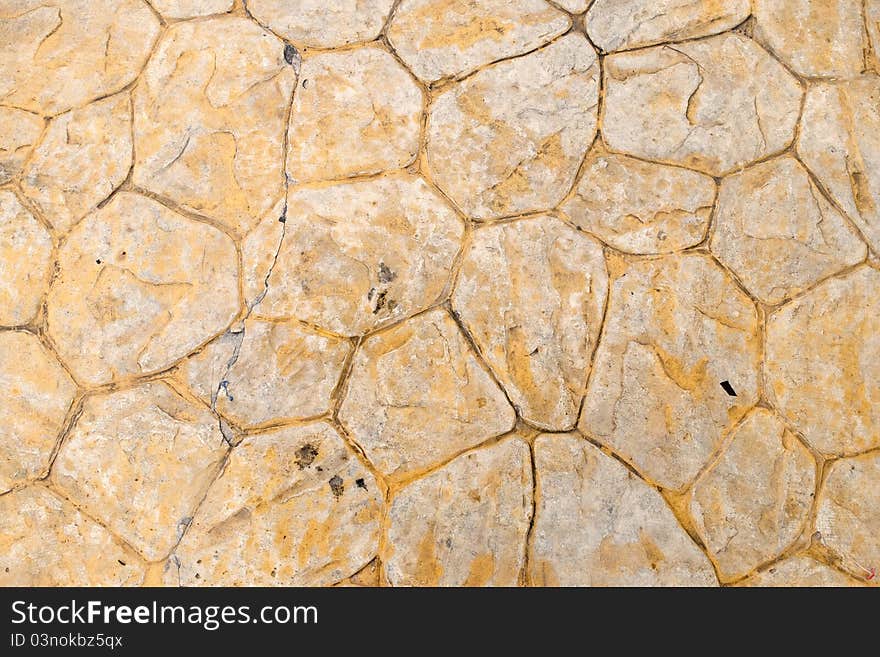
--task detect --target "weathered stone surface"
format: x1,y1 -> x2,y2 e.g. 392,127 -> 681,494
452,215 -> 607,429
765,266 -> 880,455
586,0 -> 749,52
248,0 -> 395,48
339,309 -> 515,479
0,108 -> 43,184
0,191 -> 53,326
797,77 -> 880,254
580,253 -> 760,491
691,408 -> 815,581
427,34 -> 598,220
178,318 -> 351,428
554,0 -> 588,11
0,332 -> 76,492
562,150 -> 715,254
869,1 -> 880,73
132,17 -> 297,236
710,156 -> 866,305
167,422 -> 382,586
0,486 -> 143,586
46,193 -> 239,386
753,0 -> 865,78
21,92 -> 132,235
385,438 -> 532,586
530,433 -> 717,586
738,555 -> 863,587
287,47 -> 422,183
150,0 -> 232,19
0,0 -> 160,116
52,381 -> 228,561
603,33 -> 803,176
245,175 -> 463,335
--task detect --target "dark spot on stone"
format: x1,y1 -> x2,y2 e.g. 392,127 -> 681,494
445,537 -> 452,548
302,79 -> 309,88
195,573 -> 200,579
720,380 -> 737,396
378,261 -> 396,283
295,443 -> 319,469
96,259 -> 102,264
278,214 -> 286,223
283,44 -> 298,66
529,347 -> 539,356
329,475 -> 344,498
372,290 -> 388,313
117,560 -> 126,566
316,466 -> 323,472
355,478 -> 367,490
367,287 -> 375,301
219,380 -> 233,401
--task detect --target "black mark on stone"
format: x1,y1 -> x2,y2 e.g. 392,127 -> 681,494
302,79 -> 309,88
329,475 -> 344,498
278,213 -> 286,223
219,380 -> 234,401
372,290 -> 388,313
117,560 -> 126,566
378,261 -> 396,284
283,44 -> 298,66
295,443 -> 319,469
720,380 -> 737,397
96,259 -> 102,264
355,478 -> 367,490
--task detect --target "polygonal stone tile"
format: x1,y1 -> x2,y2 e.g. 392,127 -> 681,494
765,266 -> 880,455
244,174 -> 464,336
287,46 -> 423,183
46,192 -> 239,386
339,309 -> 515,479
385,438 -> 532,586
753,0 -> 865,78
530,433 -> 717,586
580,253 -> 760,491
387,0 -> 570,84
0,486 -> 143,586
0,108 -> 43,184
561,150 -> 715,254
0,191 -> 53,326
177,318 -> 351,429
247,0 -> 395,48
710,156 -> 866,305
737,555 -> 864,587
52,381 -> 228,561
603,33 -> 803,176
690,408 -> 815,581
150,0 -> 232,19
132,16 -> 297,236
797,77 -> 880,254
452,215 -> 607,430
585,0 -> 749,52
0,331 -> 76,492
0,0 -> 160,116
167,422 -> 382,586
426,33 -> 599,220
21,91 -> 132,235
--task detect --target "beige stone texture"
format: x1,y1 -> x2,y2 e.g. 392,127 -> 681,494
554,0 -> 589,12
0,108 -> 43,185
247,0 -> 395,48
150,0 -> 233,19
738,556 -> 864,587
869,0 -> 880,73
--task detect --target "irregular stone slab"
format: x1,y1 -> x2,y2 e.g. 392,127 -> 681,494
691,408 -> 815,581
0,0 -> 160,116
46,192 -> 239,386
530,433 -> 717,586
586,0 -> 749,52
288,47 -> 422,183
52,381 -> 228,561
580,253 -> 760,491
710,156 -> 866,305
765,266 -> 880,455
0,486 -> 143,586
753,0 -> 865,78
0,108 -> 43,184
339,309 -> 515,479
388,0 -> 570,84
21,92 -> 132,235
797,77 -> 880,254
150,0 -> 232,19
248,0 -> 395,48
385,438 -> 532,586
452,215 -> 607,429
870,1 -> 880,73
178,318 -> 351,429
427,34 -> 599,220
167,423 -> 382,586
245,175 -> 463,335
738,555 -> 864,587
0,191 -> 53,326
562,150 -> 715,254
133,17 -> 297,236
0,332 -> 76,492
603,33 -> 803,176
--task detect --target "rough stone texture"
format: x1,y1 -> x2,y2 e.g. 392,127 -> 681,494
690,408 -> 815,581
0,108 -> 43,185
287,47 -> 423,183
52,381 -> 228,561
247,0 -> 395,48
530,433 -> 717,586
385,438 -> 532,586
150,0 -> 233,19
562,150 -> 715,254
388,0 -> 570,83
586,0 -> 749,52
339,309 -> 515,479
580,253 -> 760,491
738,556 -> 864,587
710,156 -> 866,305
870,1 -> 880,73
0,331 -> 76,493
603,33 -> 803,176
0,0 -> 160,116
167,423 -> 382,586
765,267 -> 880,456
452,215 -> 607,429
